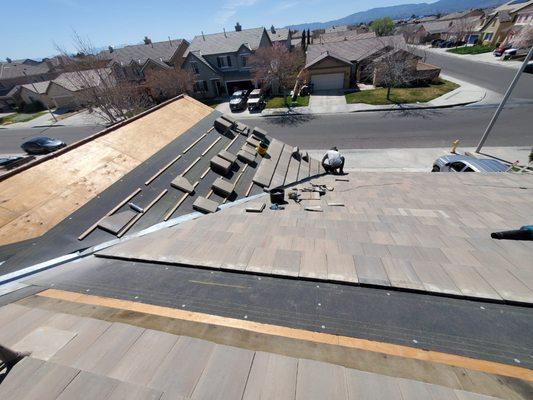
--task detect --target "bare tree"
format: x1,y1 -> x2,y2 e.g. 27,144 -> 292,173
512,25 -> 533,49
248,44 -> 306,107
373,49 -> 418,101
144,68 -> 193,102
450,17 -> 479,46
56,32 -> 152,124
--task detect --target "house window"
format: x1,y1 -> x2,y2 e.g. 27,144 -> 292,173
217,55 -> 232,68
484,33 -> 494,41
240,55 -> 249,67
190,62 -> 200,75
193,80 -> 208,93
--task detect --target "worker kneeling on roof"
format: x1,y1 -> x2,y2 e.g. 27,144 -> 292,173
322,147 -> 345,175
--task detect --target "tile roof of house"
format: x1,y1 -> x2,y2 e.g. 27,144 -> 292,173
52,69 -> 113,92
20,81 -> 51,94
304,51 -> 353,69
267,27 -> 290,42
319,31 -> 376,44
306,35 -> 406,65
325,25 -> 349,33
495,0 -> 533,14
0,61 -> 52,80
421,20 -> 454,34
186,27 -> 267,56
437,9 -> 482,20
99,39 -> 186,66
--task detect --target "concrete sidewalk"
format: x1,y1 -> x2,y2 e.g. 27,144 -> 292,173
237,74 -> 487,118
307,146 -> 531,172
3,109 -> 107,129
417,45 -> 524,70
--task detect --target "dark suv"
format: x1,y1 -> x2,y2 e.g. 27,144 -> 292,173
229,90 -> 249,112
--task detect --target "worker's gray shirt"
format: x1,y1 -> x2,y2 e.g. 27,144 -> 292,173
324,150 -> 342,167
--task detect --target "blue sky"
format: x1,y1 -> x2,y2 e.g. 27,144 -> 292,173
1,0 -> 428,60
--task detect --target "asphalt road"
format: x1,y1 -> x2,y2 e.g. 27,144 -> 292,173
246,105 -> 533,149
0,125 -> 102,154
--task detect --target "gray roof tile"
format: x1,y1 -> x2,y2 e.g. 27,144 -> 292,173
186,27 -> 267,56
99,39 -> 185,66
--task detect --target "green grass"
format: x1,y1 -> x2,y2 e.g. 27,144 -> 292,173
0,111 -> 47,125
345,79 -> 459,105
446,45 -> 495,55
265,95 -> 310,109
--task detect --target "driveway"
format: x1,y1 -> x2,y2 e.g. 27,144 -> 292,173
309,90 -> 348,113
215,101 -> 263,117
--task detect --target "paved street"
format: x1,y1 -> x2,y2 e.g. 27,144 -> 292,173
0,125 -> 102,154
245,105 -> 533,149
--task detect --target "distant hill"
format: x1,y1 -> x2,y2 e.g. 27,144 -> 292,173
286,0 -> 507,31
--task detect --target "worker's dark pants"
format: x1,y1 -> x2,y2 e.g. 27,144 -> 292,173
322,156 -> 345,174
0,344 -> 21,365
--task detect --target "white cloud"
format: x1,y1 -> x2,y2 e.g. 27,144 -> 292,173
215,0 -> 260,25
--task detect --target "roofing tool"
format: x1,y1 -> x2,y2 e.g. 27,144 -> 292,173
491,225 -> 533,241
128,202 -> 144,213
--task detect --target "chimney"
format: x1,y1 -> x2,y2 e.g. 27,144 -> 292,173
270,25 -> 276,34
6,57 -> 12,63
202,31 -> 206,41
223,28 -> 227,38
108,45 -> 114,53
235,22 -> 242,32
143,36 -> 152,45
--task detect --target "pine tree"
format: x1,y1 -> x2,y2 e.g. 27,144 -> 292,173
301,30 -> 307,50
307,29 -> 311,45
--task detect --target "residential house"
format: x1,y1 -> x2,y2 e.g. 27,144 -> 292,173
99,37 -> 189,81
394,24 -> 429,44
438,9 -> 485,21
267,26 -> 292,49
182,24 -> 272,98
324,25 -> 349,34
505,2 -> 533,45
9,69 -> 114,110
479,0 -> 533,45
303,35 -> 440,90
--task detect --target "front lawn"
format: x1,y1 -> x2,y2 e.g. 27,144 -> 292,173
0,111 -> 47,125
345,79 -> 459,105
265,95 -> 310,109
447,45 -> 495,55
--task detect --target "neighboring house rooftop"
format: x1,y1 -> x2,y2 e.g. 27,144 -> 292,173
306,35 -> 407,65
52,69 -> 113,92
187,27 -> 267,56
20,81 -> 51,94
267,26 -> 290,42
438,9 -> 483,20
325,25 -> 349,33
494,0 -> 533,14
99,39 -> 186,67
0,61 -> 52,80
421,20 -> 454,34
319,31 -> 376,44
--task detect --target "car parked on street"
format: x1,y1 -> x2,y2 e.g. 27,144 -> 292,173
493,43 -> 512,57
246,89 -> 265,111
229,90 -> 249,112
525,61 -> 533,74
432,154 -> 509,172
21,137 -> 66,155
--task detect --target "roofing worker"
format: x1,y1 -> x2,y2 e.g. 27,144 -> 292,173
322,147 -> 345,175
0,344 -> 29,369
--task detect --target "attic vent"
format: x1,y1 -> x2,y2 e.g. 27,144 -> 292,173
270,25 -> 276,34
108,45 -> 114,53
235,22 -> 242,32
144,36 -> 152,45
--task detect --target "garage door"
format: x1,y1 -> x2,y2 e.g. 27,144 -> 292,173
311,73 -> 344,91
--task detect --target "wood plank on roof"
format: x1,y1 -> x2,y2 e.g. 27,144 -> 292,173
12,361 -> 80,400
55,371 -> 119,400
50,317 -> 111,365
345,368 -> 402,399
242,351 -> 298,400
296,358 -> 346,400
72,322 -> 144,375
190,344 -> 254,400
107,381 -> 164,400
109,328 -> 179,386
149,336 -> 215,398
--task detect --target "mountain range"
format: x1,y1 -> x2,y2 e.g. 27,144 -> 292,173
286,0 -> 508,31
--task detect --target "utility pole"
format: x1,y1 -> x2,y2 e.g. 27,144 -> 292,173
476,46 -> 533,153
22,70 -> 58,123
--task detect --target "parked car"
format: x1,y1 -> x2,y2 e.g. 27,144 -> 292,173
0,156 -> 24,169
21,137 -> 66,154
431,39 -> 443,47
247,89 -> 265,111
494,44 -> 512,57
229,90 -> 249,112
525,61 -> 533,74
432,154 -> 509,172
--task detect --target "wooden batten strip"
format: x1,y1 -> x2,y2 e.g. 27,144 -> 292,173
183,134 -> 207,154
117,189 -> 167,237
201,137 -> 222,156
164,192 -> 189,221
144,155 -> 182,186
180,157 -> 202,177
78,188 -> 142,241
